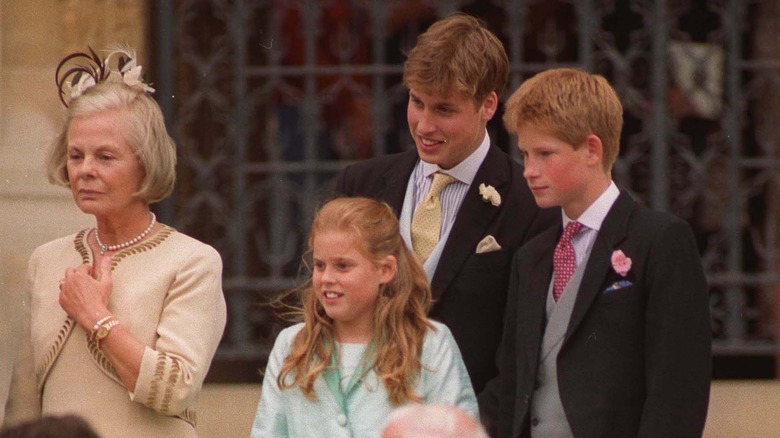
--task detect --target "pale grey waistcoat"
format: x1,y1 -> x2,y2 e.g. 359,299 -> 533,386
529,256 -> 589,438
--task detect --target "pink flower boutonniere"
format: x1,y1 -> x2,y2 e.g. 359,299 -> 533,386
611,250 -> 632,277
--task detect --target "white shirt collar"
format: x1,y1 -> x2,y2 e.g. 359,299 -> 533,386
420,129 -> 490,185
562,181 -> 620,232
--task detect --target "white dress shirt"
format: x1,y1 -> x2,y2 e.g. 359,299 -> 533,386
399,130 -> 491,280
562,181 -> 620,267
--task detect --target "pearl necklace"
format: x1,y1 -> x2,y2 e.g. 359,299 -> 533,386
95,212 -> 157,255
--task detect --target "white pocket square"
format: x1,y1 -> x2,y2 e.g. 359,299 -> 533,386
476,235 -> 502,254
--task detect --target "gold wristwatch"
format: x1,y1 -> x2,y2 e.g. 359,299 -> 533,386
93,318 -> 119,344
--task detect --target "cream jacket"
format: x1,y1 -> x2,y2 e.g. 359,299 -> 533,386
5,226 -> 226,437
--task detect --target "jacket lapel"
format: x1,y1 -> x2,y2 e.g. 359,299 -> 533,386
430,146 -> 509,299
565,191 -> 635,341
36,317 -> 74,390
379,150 -> 418,215
522,229 -> 558,373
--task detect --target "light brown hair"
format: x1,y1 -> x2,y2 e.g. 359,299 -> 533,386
503,68 -> 624,171
403,13 -> 509,103
46,81 -> 177,204
278,197 -> 433,405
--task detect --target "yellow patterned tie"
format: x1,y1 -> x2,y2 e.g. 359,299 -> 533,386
411,172 -> 456,262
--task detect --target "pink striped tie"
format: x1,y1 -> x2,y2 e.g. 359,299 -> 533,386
553,221 -> 583,301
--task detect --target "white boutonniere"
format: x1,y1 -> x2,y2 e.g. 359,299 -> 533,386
479,183 -> 501,207
611,250 -> 632,277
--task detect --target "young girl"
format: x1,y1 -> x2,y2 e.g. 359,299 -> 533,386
251,197 -> 478,437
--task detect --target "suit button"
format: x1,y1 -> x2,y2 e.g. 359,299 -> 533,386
523,394 -> 530,404
337,414 -> 347,427
534,380 -> 541,390
531,418 -> 540,427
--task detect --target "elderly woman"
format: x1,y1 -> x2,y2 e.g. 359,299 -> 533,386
4,47 -> 226,437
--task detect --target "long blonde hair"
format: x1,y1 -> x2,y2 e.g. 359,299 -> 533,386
278,197 -> 433,405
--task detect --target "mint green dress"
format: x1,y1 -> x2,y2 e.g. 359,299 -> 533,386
250,321 -> 478,438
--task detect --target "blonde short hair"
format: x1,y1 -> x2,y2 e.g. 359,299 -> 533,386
403,13 -> 509,103
503,68 -> 624,171
46,81 -> 176,204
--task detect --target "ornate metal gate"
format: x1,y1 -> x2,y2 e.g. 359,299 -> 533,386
154,0 -> 780,381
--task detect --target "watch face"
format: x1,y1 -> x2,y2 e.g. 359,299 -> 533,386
96,327 -> 109,339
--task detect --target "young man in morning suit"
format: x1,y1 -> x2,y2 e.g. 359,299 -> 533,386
334,14 -> 556,398
491,68 -> 711,437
